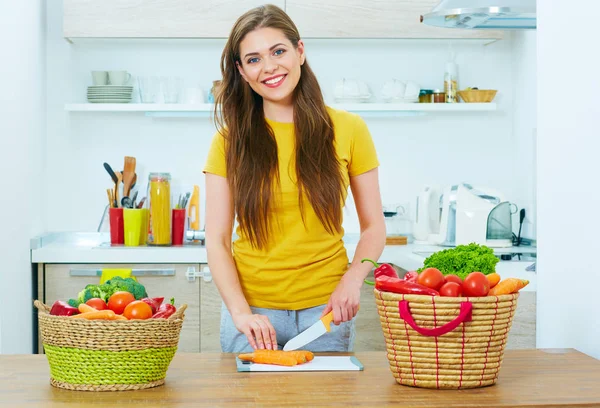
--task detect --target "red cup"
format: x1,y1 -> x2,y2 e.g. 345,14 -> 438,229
172,208 -> 186,246
109,207 -> 124,245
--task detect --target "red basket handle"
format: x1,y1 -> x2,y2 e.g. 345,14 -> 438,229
399,300 -> 473,337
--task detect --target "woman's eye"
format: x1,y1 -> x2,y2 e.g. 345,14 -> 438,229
273,49 -> 285,56
247,57 -> 259,64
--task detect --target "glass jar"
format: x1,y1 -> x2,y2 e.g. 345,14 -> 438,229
433,90 -> 446,103
147,172 -> 171,246
419,89 -> 434,103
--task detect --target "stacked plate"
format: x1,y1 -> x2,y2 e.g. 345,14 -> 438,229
87,85 -> 133,103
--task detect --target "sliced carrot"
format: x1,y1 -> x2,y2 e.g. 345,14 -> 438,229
238,350 -> 298,366
487,273 -> 501,289
78,303 -> 96,314
489,278 -> 529,295
286,351 -> 307,364
292,350 -> 314,362
71,310 -> 117,320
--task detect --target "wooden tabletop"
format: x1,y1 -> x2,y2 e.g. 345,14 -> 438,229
1,349 -> 599,407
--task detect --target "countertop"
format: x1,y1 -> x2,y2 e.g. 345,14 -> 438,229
30,232 -> 537,290
1,349 -> 599,407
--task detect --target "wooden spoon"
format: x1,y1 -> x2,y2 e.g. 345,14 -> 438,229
122,156 -> 136,198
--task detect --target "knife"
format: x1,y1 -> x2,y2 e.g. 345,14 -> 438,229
283,311 -> 334,351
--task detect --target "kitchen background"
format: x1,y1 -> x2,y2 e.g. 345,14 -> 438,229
2,0 -> 598,361
44,1 -> 536,239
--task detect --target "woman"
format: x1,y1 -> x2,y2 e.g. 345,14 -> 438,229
203,4 -> 385,353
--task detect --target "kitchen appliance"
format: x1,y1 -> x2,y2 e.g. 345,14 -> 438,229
421,0 -> 536,30
283,311 -> 334,351
429,183 -> 514,248
413,185 -> 442,242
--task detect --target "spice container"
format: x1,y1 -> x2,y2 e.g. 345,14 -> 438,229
433,90 -> 446,103
147,172 -> 171,246
419,90 -> 434,103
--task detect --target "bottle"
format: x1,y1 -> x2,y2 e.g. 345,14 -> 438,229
147,172 -> 172,246
444,60 -> 458,103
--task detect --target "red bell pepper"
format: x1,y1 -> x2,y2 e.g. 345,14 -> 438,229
403,271 -> 419,283
152,297 -> 176,319
50,300 -> 80,316
362,258 -> 399,285
375,275 -> 439,296
141,297 -> 164,314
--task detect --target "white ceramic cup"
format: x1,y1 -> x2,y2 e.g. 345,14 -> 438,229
108,71 -> 132,86
91,71 -> 108,85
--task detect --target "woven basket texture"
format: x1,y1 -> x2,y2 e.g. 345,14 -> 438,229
34,299 -> 187,391
375,289 -> 518,389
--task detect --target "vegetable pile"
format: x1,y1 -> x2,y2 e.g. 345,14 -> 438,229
49,279 -> 178,320
417,243 -> 500,279
363,255 -> 528,298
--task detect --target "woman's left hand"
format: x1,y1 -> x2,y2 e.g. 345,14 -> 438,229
320,273 -> 362,325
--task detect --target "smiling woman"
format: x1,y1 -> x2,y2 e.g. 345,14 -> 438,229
203,4 -> 386,354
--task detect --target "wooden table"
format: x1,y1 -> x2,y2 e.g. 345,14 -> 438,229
1,349 -> 599,407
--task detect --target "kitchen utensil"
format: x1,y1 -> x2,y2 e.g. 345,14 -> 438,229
137,196 -> 146,209
122,156 -> 136,198
106,189 -> 113,208
188,185 -> 200,230
236,356 -> 363,372
516,208 -> 526,246
413,185 -> 442,242
103,163 -> 120,208
121,196 -> 133,209
283,311 -> 334,351
131,191 -> 138,208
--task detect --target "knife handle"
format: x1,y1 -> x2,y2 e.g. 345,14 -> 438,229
321,311 -> 334,332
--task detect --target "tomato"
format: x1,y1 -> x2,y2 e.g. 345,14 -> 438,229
85,298 -> 108,310
417,267 -> 445,291
107,291 -> 135,314
439,282 -> 463,297
463,272 -> 490,297
122,300 -> 153,320
445,274 -> 463,287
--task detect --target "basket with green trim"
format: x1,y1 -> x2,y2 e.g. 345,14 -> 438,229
33,299 -> 187,392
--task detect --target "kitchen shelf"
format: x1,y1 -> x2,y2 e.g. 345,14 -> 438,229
64,102 -> 497,117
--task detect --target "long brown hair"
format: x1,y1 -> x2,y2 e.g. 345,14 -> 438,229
215,4 -> 344,250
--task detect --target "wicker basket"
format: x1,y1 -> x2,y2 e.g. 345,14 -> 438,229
457,89 -> 497,103
34,299 -> 187,391
374,289 -> 518,389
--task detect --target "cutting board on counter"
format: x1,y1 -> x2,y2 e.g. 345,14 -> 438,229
236,356 -> 364,372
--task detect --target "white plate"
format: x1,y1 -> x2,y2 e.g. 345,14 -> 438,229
88,86 -> 133,89
87,93 -> 132,97
87,99 -> 132,103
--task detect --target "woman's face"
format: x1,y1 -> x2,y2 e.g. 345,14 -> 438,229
237,27 -> 305,106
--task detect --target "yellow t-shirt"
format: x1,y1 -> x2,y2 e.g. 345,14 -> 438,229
203,107 -> 379,310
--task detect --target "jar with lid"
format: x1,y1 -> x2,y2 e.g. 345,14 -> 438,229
419,90 -> 434,103
147,172 -> 172,246
433,90 -> 446,103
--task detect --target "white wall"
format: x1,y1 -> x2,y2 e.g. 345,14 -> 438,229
45,1 -> 533,242
537,2 -> 600,359
537,0 -> 600,358
0,1 -> 45,353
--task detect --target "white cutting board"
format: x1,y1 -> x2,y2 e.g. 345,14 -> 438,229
236,356 -> 364,372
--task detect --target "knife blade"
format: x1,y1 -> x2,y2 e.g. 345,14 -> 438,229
283,311 -> 334,351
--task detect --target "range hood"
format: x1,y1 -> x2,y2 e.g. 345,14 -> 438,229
421,0 -> 536,30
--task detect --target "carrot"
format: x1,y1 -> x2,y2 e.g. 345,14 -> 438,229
78,303 -> 96,314
238,350 -> 298,366
489,278 -> 529,295
113,314 -> 128,320
71,310 -> 117,320
487,273 -> 501,289
292,350 -> 314,362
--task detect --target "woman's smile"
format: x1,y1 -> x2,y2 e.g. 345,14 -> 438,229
262,74 -> 287,88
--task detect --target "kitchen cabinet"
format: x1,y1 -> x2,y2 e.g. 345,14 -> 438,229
285,0 -> 503,39
38,263 -> 201,353
63,0 -> 285,39
199,264 -> 223,352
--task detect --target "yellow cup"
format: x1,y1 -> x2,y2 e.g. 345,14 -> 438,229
124,208 -> 145,247
139,208 -> 149,245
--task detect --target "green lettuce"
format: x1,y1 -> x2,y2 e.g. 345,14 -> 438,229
417,243 -> 499,279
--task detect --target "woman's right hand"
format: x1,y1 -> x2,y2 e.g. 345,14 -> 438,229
232,313 -> 278,350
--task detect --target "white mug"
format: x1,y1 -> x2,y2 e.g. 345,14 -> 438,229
108,71 -> 131,86
91,71 -> 108,85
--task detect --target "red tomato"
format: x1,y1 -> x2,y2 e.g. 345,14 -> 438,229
417,267 -> 445,291
439,282 -> 463,297
463,272 -> 490,297
107,291 -> 135,314
445,274 -> 463,287
122,300 -> 153,320
85,298 -> 107,310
